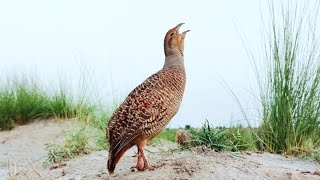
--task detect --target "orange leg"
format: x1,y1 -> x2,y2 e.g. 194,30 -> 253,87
138,146 -> 155,171
131,147 -> 144,171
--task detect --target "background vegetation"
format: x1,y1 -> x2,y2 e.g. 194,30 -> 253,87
0,76 -> 78,130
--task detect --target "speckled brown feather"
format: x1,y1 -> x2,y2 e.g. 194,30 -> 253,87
108,68 -> 185,153
107,23 -> 189,174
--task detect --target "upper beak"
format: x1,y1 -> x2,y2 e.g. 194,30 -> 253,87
175,23 -> 185,31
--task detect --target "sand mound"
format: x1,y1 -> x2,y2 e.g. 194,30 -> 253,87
1,120 -> 319,180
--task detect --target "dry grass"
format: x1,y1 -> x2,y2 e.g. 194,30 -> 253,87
7,157 -> 44,180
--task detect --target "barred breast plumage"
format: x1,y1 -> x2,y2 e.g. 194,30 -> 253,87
107,23 -> 190,175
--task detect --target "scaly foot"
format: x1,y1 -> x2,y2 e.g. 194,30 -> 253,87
130,152 -> 144,171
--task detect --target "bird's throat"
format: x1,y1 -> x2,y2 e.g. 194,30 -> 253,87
163,55 -> 185,70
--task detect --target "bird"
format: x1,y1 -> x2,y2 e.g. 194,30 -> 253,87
107,23 -> 190,175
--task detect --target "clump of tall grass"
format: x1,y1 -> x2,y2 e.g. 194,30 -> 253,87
0,76 -> 94,130
254,1 -> 320,155
0,90 -> 15,130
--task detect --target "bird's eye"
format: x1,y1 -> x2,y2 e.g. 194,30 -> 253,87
170,32 -> 175,36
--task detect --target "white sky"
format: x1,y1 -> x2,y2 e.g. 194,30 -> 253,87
0,0 -> 275,127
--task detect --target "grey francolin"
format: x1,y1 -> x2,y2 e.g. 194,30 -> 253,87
107,23 -> 190,175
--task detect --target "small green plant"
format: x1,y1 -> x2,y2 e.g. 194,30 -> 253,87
312,147 -> 320,163
227,126 -> 256,151
64,127 -> 92,156
45,144 -> 65,164
44,112 -> 111,165
44,126 -> 92,165
189,120 -> 256,152
190,120 -> 231,151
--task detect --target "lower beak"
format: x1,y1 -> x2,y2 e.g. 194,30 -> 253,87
181,30 -> 190,40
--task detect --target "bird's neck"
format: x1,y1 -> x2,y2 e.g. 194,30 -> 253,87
163,54 -> 185,70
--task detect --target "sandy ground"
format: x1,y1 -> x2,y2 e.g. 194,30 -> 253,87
1,119 -> 320,180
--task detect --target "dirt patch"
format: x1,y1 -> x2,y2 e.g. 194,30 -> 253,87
1,120 -> 320,180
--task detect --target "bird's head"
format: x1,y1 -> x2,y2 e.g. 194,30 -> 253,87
164,23 -> 190,57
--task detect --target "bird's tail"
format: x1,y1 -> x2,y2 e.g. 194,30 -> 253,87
107,146 -> 130,175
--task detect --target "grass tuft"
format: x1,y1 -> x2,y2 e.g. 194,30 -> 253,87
44,119 -> 108,165
44,126 -> 92,165
190,120 -> 231,151
227,126 -> 257,151
189,120 -> 256,152
254,0 -> 320,155
0,90 -> 15,130
0,76 -> 95,130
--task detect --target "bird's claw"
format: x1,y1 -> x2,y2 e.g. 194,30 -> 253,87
146,165 -> 155,171
130,164 -> 156,171
130,164 -> 144,171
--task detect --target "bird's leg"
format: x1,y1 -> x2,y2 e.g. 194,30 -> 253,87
138,146 -> 155,171
131,146 -> 144,171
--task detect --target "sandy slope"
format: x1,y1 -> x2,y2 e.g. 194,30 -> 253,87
0,120 -> 319,180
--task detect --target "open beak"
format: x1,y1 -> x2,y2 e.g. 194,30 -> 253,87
174,23 -> 190,35
174,23 -> 190,41
174,23 -> 190,53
